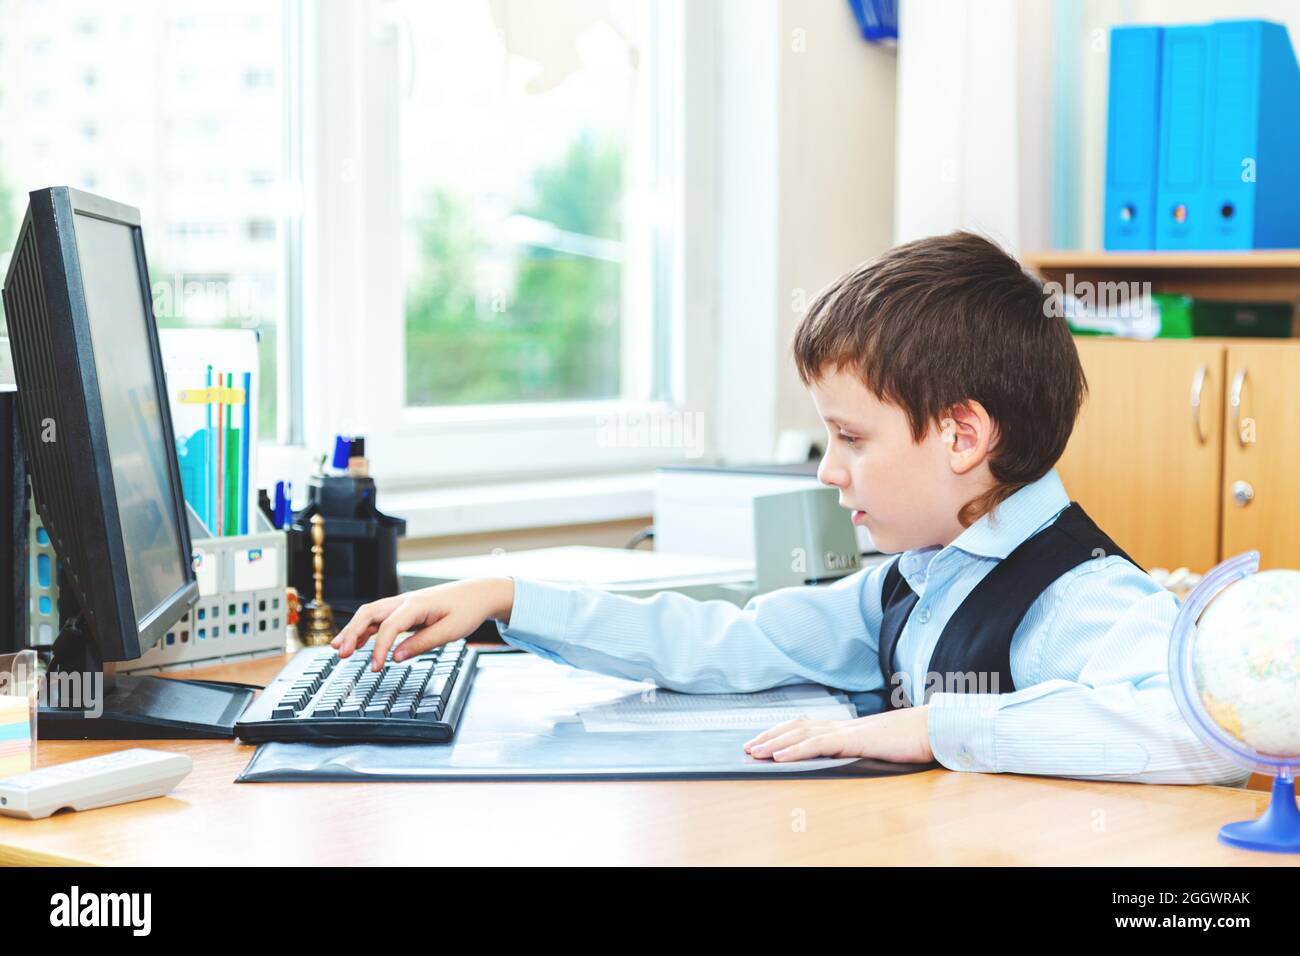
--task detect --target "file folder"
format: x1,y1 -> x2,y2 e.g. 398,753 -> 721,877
1104,26 -> 1163,250
1154,19 -> 1300,250
1201,19 -> 1300,249
1155,24 -> 1211,249
237,650 -> 938,782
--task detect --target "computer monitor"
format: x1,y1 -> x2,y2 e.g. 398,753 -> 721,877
1,187 -> 254,738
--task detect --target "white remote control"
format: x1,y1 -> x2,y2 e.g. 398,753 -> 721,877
0,749 -> 193,819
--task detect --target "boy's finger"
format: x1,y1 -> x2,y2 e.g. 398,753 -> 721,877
332,597 -> 399,655
744,718 -> 808,750
391,618 -> 455,661
773,731 -> 851,762
333,619 -> 379,656
369,602 -> 428,671
745,718 -> 834,752
748,726 -> 817,757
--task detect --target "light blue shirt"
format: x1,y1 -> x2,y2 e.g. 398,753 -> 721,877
496,468 -> 1249,786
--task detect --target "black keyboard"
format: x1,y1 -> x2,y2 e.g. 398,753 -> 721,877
235,639 -> 477,743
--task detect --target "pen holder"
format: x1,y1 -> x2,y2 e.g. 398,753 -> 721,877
287,473 -> 406,630
139,512 -> 289,670
0,650 -> 38,778
26,499 -> 289,672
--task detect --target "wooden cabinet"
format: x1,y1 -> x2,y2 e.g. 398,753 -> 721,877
1219,342 -> 1300,569
1058,338 -> 1225,571
1051,336 -> 1300,572
1024,250 -> 1300,573
1060,338 -> 1300,572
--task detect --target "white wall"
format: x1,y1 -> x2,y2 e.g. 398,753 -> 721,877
713,0 -> 782,463
713,0 -> 898,460
775,0 -> 898,436
893,0 -> 1055,255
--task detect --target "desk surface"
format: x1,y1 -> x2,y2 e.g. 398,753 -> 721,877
0,653 -> 1293,867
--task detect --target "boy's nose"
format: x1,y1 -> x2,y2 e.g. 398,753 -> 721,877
817,455 -> 849,488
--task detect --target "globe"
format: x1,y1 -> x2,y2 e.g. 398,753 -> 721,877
1169,551 -> 1300,853
1194,570 -> 1300,756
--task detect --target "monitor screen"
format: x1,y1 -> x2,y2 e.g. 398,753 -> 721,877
70,211 -> 187,629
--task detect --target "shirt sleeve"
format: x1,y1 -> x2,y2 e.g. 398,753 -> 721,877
926,557 -> 1251,786
494,561 -> 891,694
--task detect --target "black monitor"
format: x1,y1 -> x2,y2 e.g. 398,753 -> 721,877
1,187 -> 254,737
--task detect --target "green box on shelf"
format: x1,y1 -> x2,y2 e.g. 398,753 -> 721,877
1151,295 -> 1292,338
1068,295 -> 1293,339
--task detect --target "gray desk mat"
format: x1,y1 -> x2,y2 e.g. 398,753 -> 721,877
237,649 -> 937,782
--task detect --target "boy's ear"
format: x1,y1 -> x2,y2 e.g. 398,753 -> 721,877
941,401 -> 993,475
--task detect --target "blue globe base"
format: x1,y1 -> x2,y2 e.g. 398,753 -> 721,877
1218,775 -> 1300,854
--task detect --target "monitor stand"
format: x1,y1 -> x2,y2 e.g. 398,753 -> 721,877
39,614 -> 256,739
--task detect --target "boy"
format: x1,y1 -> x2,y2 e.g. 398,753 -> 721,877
333,232 -> 1247,786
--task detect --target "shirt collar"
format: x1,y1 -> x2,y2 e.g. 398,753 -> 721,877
943,467 -> 1070,560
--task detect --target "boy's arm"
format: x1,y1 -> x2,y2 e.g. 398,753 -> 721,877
926,558 -> 1250,786
495,560 -> 891,694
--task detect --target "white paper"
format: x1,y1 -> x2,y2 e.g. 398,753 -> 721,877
193,548 -> 219,596
579,684 -> 856,732
233,545 -> 279,592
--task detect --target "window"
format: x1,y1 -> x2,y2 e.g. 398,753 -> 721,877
0,0 -> 302,443
309,0 -> 687,483
243,68 -> 275,90
399,0 -> 655,409
245,219 -> 277,241
3,0 -> 692,485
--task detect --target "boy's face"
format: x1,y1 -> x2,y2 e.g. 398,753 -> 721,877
808,368 -> 973,554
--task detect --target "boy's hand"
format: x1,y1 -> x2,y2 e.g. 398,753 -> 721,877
331,577 -> 515,672
743,705 -> 933,764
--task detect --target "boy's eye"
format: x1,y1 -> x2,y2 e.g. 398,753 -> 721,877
838,432 -> 859,447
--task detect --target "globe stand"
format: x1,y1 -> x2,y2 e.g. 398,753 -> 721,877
1170,551 -> 1300,855
1219,772 -> 1300,854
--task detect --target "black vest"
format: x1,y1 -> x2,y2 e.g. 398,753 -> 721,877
865,502 -> 1139,713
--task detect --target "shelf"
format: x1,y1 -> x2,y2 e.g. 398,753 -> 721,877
1023,249 -> 1300,271
1023,250 -> 1300,316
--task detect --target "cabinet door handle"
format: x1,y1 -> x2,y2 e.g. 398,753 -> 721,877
1190,364 -> 1210,446
1232,480 -> 1255,507
1229,366 -> 1250,447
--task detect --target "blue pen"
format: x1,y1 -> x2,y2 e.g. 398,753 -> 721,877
331,435 -> 352,472
273,481 -> 288,529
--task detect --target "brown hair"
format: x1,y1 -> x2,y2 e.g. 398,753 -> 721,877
792,231 -> 1085,527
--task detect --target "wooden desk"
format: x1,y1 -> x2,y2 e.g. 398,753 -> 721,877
0,654 -> 1293,866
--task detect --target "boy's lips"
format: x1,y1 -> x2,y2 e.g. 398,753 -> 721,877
851,509 -> 866,526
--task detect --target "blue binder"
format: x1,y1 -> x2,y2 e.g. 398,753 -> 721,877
1155,24 -> 1212,249
1104,26 -> 1163,250
1201,19 -> 1300,249
1155,19 -> 1300,249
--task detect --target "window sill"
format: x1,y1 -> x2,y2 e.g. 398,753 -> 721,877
380,471 -> 656,539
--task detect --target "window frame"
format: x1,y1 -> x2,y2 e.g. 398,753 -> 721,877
301,0 -> 708,486
0,0 -> 305,451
